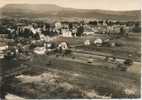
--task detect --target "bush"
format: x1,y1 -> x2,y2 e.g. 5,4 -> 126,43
124,59 -> 133,66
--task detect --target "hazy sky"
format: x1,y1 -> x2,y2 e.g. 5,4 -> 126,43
0,0 -> 141,10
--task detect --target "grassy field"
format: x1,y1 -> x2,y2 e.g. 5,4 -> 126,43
4,54 -> 140,99
56,32 -> 141,61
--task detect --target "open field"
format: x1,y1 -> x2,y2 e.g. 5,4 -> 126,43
56,32 -> 141,61
1,53 -> 140,99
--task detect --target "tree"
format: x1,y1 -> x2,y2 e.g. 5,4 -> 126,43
76,25 -> 84,36
124,59 -> 133,66
132,23 -> 141,33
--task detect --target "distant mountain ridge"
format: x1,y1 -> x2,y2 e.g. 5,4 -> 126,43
0,4 -> 141,21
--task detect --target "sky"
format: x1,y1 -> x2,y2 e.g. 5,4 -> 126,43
0,0 -> 141,10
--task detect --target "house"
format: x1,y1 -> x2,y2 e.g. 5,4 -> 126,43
94,38 -> 103,47
71,28 -> 77,37
84,40 -> 91,46
61,29 -> 72,37
83,31 -> 94,35
33,47 -> 46,55
58,42 -> 69,50
0,44 -> 8,59
55,22 -> 62,30
83,28 -> 94,35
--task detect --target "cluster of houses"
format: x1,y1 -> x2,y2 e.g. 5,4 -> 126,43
0,18 -> 140,58
0,19 -> 140,41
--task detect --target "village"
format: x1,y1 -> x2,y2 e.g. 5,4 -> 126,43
0,17 -> 141,99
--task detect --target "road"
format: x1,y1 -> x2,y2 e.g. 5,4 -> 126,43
70,50 -> 141,74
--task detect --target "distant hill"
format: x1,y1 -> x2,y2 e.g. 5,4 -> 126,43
0,4 -> 141,21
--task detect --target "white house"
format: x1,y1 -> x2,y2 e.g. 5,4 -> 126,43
58,42 -> 68,50
94,38 -> 103,46
84,40 -> 91,46
55,22 -> 62,30
61,29 -> 72,37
